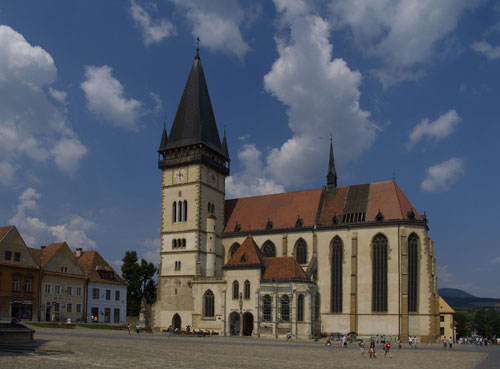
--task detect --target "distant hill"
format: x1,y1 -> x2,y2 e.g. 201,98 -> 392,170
439,288 -> 500,311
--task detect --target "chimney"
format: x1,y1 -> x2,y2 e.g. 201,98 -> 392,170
75,248 -> 82,257
41,245 -> 46,249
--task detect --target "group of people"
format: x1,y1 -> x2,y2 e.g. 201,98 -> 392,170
443,336 -> 454,348
360,339 -> 392,358
324,334 -> 349,347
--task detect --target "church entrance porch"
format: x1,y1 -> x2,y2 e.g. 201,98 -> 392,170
243,312 -> 253,336
172,314 -> 181,331
229,312 -> 240,335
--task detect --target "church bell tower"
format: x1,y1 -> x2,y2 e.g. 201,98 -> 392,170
155,50 -> 230,328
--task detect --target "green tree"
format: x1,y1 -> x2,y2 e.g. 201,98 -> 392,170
455,311 -> 472,338
121,251 -> 157,316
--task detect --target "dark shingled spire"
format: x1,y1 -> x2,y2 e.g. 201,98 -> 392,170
158,120 -> 168,152
221,129 -> 229,159
326,136 -> 337,188
165,51 -> 226,158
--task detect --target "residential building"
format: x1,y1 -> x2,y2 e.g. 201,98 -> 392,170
439,296 -> 456,342
75,249 -> 127,324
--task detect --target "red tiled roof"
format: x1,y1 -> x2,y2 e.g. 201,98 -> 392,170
224,189 -> 323,233
0,225 -> 14,242
262,257 -> 308,280
39,243 -> 65,267
225,237 -> 265,268
366,181 -> 422,221
28,247 -> 41,265
75,250 -> 127,286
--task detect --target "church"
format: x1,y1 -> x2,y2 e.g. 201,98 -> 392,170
152,50 -> 440,341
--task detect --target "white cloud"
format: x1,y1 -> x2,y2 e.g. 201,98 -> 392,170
0,162 -> 15,185
149,91 -> 162,111
330,0 -> 482,87
50,138 -> 88,176
0,25 -> 87,181
408,110 -> 461,149
9,187 -> 97,249
48,87 -> 67,105
421,157 -> 464,192
141,237 -> 160,265
129,0 -> 176,46
253,0 -> 375,188
81,65 -> 142,131
492,257 -> 500,264
170,0 -> 251,58
471,41 -> 500,60
226,144 -> 285,198
437,265 -> 477,291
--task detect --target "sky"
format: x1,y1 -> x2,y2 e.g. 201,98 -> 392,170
1,0 -> 499,297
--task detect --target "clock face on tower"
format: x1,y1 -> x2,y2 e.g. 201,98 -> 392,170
174,168 -> 187,183
208,170 -> 217,186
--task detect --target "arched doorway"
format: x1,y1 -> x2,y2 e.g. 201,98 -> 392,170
242,312 -> 253,336
229,312 -> 240,335
172,313 -> 181,331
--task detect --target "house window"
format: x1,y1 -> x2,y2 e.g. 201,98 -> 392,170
297,294 -> 304,322
294,238 -> 307,264
244,280 -> 250,300
232,281 -> 239,300
54,303 -> 59,312
115,290 -> 120,301
229,243 -> 240,258
261,240 -> 276,257
372,234 -> 388,312
114,309 -> 120,323
440,315 -> 445,322
203,290 -> 214,317
12,277 -> 20,291
104,308 -> 111,323
76,304 -> 82,313
262,295 -> 272,322
67,286 -> 73,295
5,250 -> 12,260
24,278 -> 32,292
67,303 -> 72,313
45,284 -> 51,294
76,287 -> 82,296
440,327 -> 445,335
280,295 -> 290,322
106,289 -> 111,300
92,288 -> 99,299
55,285 -> 61,295
331,236 -> 343,313
408,233 -> 419,312
14,252 -> 20,262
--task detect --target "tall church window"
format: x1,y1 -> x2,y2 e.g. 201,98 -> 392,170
229,243 -> 240,258
232,281 -> 239,300
261,240 -> 276,257
280,295 -> 290,322
295,238 -> 307,264
297,294 -> 304,322
183,200 -> 188,221
331,236 -> 343,313
172,202 -> 177,222
372,234 -> 388,312
408,233 -> 419,312
262,295 -> 272,322
177,201 -> 182,222
244,280 -> 250,299
203,290 -> 214,317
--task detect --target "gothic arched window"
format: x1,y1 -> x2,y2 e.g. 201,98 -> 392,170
183,200 -> 188,221
331,236 -> 343,313
172,239 -> 177,249
172,202 -> 177,222
203,290 -> 214,317
229,243 -> 240,258
262,295 -> 272,322
372,234 -> 388,312
408,233 -> 419,312
297,294 -> 304,322
244,280 -> 250,299
232,280 -> 239,300
280,295 -> 290,322
261,240 -> 276,257
295,238 -> 307,264
177,200 -> 182,222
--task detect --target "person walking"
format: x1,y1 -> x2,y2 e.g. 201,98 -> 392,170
397,336 -> 402,349
127,323 -> 131,334
384,341 -> 392,358
443,336 -> 447,348
408,335 -> 413,349
167,325 -> 172,337
448,336 -> 453,349
369,339 -> 377,358
359,340 -> 365,356
326,334 -> 332,347
413,336 -> 418,349
136,323 -> 140,334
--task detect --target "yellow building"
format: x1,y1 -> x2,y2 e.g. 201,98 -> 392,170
439,296 -> 456,343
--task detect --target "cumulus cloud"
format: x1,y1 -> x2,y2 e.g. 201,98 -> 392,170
48,87 -> 67,105
421,157 -> 464,192
471,41 -> 500,60
50,138 -> 88,176
141,237 -> 160,265
129,0 -> 176,46
170,0 -> 251,58
81,65 -> 142,130
9,188 -> 97,249
226,144 -> 285,198
330,0 -> 482,87
0,25 -> 87,181
0,162 -> 15,185
408,110 -> 461,149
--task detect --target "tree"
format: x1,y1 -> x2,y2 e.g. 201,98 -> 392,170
121,251 -> 157,316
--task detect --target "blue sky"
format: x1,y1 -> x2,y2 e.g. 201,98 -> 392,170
1,1 -> 499,297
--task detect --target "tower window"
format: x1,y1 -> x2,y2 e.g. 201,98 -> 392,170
178,201 -> 182,222
183,200 -> 188,221
172,202 -> 177,222
182,238 -> 186,248
172,239 -> 177,249
408,233 -> 419,312
331,236 -> 343,313
372,234 -> 388,312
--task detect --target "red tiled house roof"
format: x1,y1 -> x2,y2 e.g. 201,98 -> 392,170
224,237 -> 265,268
262,257 -> 309,281
75,250 -> 127,286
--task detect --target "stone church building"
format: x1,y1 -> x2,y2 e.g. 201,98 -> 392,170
152,51 -> 440,340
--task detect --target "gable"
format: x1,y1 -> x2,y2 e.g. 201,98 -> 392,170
42,243 -> 84,276
0,226 -> 38,267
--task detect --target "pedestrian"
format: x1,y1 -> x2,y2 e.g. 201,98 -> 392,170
286,331 -> 292,341
359,340 -> 365,355
369,339 -> 377,358
167,325 -> 172,336
376,335 -> 379,344
342,334 -> 347,347
448,336 -> 453,349
127,323 -> 131,334
136,323 -> 140,334
326,334 -> 332,347
443,336 -> 447,348
408,335 -> 413,349
413,336 -> 418,349
397,335 -> 402,349
384,341 -> 392,358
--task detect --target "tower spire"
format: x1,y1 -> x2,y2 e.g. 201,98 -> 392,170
326,134 -> 337,188
158,119 -> 168,153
